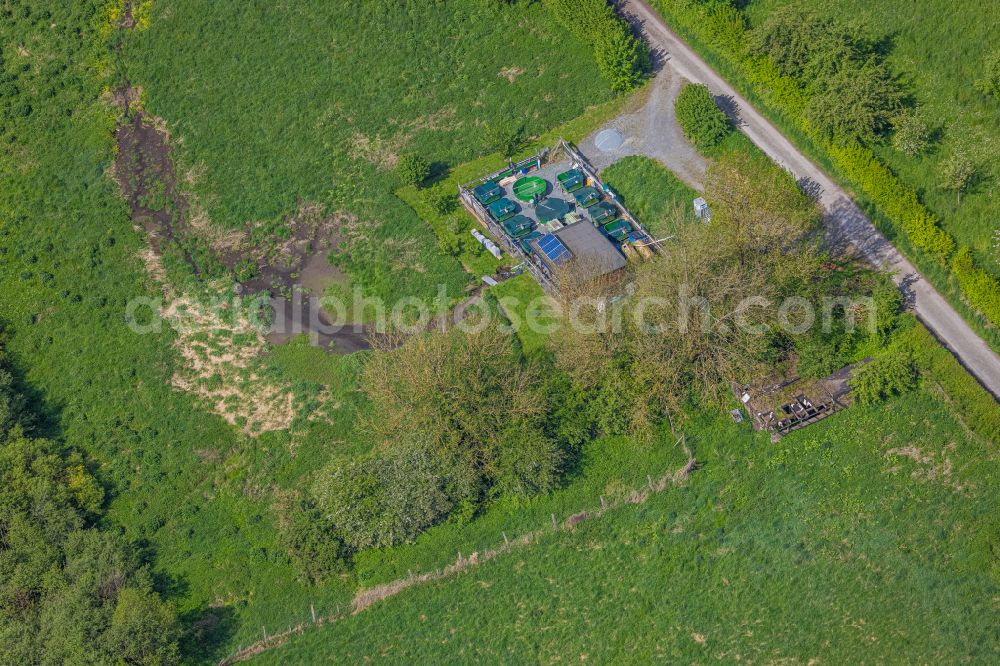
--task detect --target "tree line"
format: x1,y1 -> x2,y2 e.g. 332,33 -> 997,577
651,0 -> 1000,334
0,331 -> 182,665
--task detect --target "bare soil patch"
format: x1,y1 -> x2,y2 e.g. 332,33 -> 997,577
111,98 -> 372,355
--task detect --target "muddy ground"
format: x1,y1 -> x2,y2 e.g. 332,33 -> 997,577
111,98 -> 370,353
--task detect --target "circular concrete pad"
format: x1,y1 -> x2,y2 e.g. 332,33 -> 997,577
595,128 -> 625,152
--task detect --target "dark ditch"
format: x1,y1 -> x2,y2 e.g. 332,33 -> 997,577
111,98 -> 372,353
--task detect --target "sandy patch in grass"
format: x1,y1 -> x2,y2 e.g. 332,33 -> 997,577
498,66 -> 525,83
163,298 -> 295,435
885,443 -> 959,487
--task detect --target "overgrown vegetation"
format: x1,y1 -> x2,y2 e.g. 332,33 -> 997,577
252,317 -> 1000,664
0,333 -> 181,664
0,0 -> 636,660
674,83 -> 732,150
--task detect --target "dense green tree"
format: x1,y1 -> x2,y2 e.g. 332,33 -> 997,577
396,153 -> 431,188
362,325 -> 560,496
939,152 -> 976,205
806,60 -> 903,144
674,83 -> 732,150
851,351 -> 917,405
545,0 -> 649,93
747,7 -> 840,79
594,30 -> 649,94
975,50 -> 1000,99
750,6 -> 903,144
106,588 -> 182,666
0,340 -> 181,665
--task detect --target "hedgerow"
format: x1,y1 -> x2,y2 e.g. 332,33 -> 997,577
649,0 -> 999,330
952,248 -> 1000,326
545,0 -> 649,93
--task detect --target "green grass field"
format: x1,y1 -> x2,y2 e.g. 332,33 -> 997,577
251,323 -> 1000,664
744,0 -> 1000,273
0,0 -> 630,661
6,1 -> 1000,663
601,156 -> 699,236
123,0 -> 618,305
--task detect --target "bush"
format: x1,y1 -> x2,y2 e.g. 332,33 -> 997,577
312,444 -> 479,551
594,30 -> 649,94
892,108 -> 930,157
795,334 -> 846,379
280,499 -> 349,583
422,185 -> 457,216
975,49 -> 1000,99
951,247 -> 1000,327
545,0 -> 649,94
850,351 -> 917,405
396,153 -> 430,188
675,83 -> 731,150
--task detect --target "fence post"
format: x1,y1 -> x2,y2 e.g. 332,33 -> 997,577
502,531 -> 509,546
600,495 -> 606,509
263,626 -> 267,642
311,604 -> 316,623
551,513 -> 557,530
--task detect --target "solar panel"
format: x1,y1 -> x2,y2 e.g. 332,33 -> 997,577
536,234 -> 571,264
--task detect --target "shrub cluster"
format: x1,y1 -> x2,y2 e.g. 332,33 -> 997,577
288,325 -> 570,575
651,0 -> 1000,330
0,335 -> 182,664
545,0 -> 650,93
850,350 -> 917,405
675,83 -> 731,150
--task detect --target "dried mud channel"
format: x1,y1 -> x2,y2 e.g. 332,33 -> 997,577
112,99 -> 371,353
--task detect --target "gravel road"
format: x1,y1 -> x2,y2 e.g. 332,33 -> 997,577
586,0 -> 1000,400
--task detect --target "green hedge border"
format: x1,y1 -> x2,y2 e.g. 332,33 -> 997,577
649,0 -> 1000,352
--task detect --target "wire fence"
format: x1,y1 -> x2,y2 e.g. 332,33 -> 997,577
218,435 -> 695,665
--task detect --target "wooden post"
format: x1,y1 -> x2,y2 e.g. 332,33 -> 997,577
503,531 -> 509,546
311,604 -> 316,623
600,495 -> 606,509
551,513 -> 557,530
263,626 -> 267,642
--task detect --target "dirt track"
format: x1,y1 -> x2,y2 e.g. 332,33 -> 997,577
599,0 -> 1000,400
